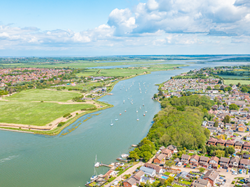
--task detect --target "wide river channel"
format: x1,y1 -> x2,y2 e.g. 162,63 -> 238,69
0,60 -> 249,187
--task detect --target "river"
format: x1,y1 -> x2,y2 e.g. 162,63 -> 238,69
0,60 -> 249,187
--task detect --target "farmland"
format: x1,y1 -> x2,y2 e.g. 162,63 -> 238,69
224,79 -> 250,85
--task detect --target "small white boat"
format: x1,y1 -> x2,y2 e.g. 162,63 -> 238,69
90,175 -> 98,181
110,120 -> 113,126
125,110 -> 126,112
119,113 -> 121,115
94,162 -> 100,167
136,110 -> 138,113
145,111 -> 147,113
115,119 -> 118,121
143,114 -> 145,116
121,154 -> 129,158
137,118 -> 139,121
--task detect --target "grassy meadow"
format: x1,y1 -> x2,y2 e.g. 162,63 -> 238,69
0,101 -> 94,126
224,80 -> 250,85
0,89 -> 94,126
76,64 -> 182,77
7,89 -> 82,102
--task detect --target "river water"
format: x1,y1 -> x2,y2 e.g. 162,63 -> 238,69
0,60 -> 249,187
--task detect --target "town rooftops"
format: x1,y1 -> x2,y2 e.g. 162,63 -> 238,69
144,163 -> 162,173
125,177 -> 138,185
199,156 -> 209,162
225,140 -> 235,145
207,137 -> 217,143
193,178 -> 210,187
240,159 -> 250,165
133,170 -> 144,181
203,170 -> 219,181
140,166 -> 155,176
220,157 -> 230,163
210,156 -> 219,163
162,148 -> 172,154
156,154 -> 166,161
244,142 -> 250,147
167,145 -> 177,151
235,141 -> 243,146
217,139 -> 226,144
181,154 -> 190,160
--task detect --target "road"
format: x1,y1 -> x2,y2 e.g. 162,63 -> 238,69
104,162 -> 144,187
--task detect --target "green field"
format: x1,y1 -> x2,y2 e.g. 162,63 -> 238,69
219,75 -> 249,79
0,89 -> 95,126
0,60 -> 183,69
76,64 -> 182,77
0,101 -> 93,126
224,79 -> 250,85
7,89 -> 81,102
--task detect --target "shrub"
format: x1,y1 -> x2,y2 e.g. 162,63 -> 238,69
58,122 -> 66,127
63,113 -> 71,118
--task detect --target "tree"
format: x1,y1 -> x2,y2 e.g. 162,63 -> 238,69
242,87 -> 248,93
129,151 -> 139,161
215,150 -> 225,158
223,102 -> 227,107
214,120 -> 219,127
237,82 -> 241,87
199,167 -> 205,173
244,108 -> 249,112
225,146 -> 235,155
206,86 -> 212,90
229,104 -> 239,111
204,128 -> 210,139
223,115 -> 231,124
165,160 -> 175,168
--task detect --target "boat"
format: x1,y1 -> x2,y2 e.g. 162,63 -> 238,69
137,118 -> 139,121
115,119 -> 118,121
119,113 -> 121,115
121,154 -> 129,158
143,114 -> 145,116
125,110 -> 126,112
136,110 -> 138,113
94,155 -> 100,167
110,120 -> 113,126
90,175 -> 98,181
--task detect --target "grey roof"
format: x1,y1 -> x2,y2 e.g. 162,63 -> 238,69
203,170 -> 219,181
140,166 -> 156,176
193,178 -> 209,187
125,177 -> 138,185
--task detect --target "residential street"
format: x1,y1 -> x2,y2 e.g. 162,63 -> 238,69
104,162 -> 144,187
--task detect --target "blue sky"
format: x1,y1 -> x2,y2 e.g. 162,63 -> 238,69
0,0 -> 250,56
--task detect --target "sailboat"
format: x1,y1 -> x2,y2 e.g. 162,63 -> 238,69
110,120 -> 113,126
137,114 -> 139,121
91,156 -> 98,181
94,155 -> 100,167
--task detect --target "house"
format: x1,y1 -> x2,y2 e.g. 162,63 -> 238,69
243,142 -> 250,151
189,155 -> 200,166
219,157 -> 230,169
225,140 -> 234,147
199,156 -> 210,168
216,139 -> 225,146
123,171 -> 145,187
207,138 -> 217,146
209,156 -> 219,169
203,170 -> 219,186
175,171 -> 189,180
243,154 -> 250,159
167,145 -> 178,153
140,166 -> 156,177
229,157 -> 240,168
239,159 -> 250,169
161,148 -> 172,159
181,154 -> 190,164
234,141 -> 243,150
144,163 -> 163,174
153,154 -> 167,164
192,178 -> 212,187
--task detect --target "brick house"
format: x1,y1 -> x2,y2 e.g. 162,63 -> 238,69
239,159 -> 250,169
229,157 -> 240,168
199,156 -> 210,168
243,142 -> 250,151
181,154 -> 190,164
189,155 -> 200,166
123,171 -> 144,187
216,139 -> 225,146
209,156 -> 219,169
161,148 -> 172,159
219,157 -> 230,169
144,163 -> 163,174
203,170 -> 219,186
153,154 -> 167,164
207,138 -> 217,146
225,140 -> 234,147
167,145 -> 178,153
192,178 -> 212,187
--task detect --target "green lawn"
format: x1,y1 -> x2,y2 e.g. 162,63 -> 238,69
224,79 -> 250,85
7,89 -> 81,102
0,101 -> 94,126
76,64 -> 183,77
